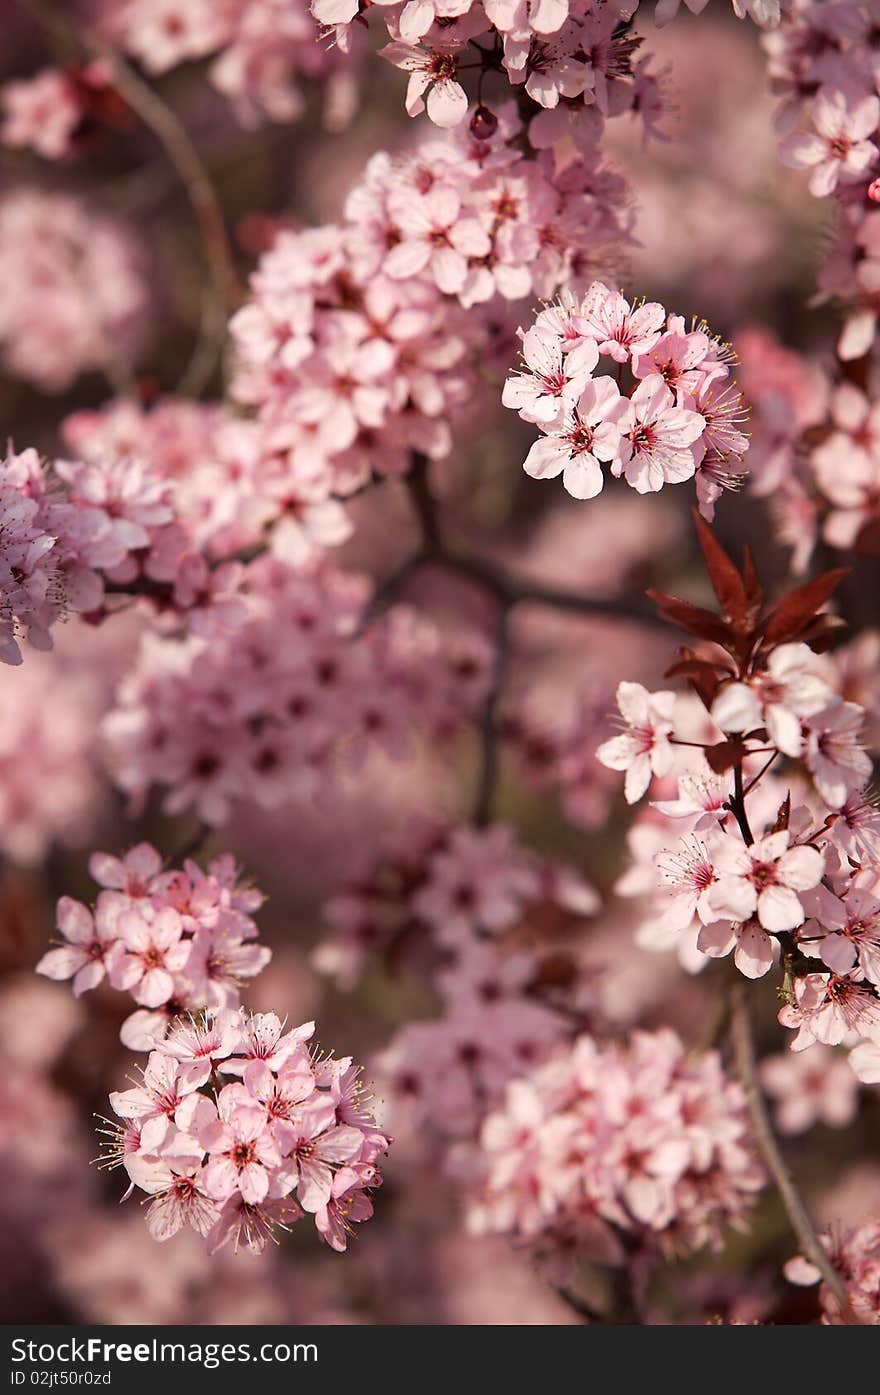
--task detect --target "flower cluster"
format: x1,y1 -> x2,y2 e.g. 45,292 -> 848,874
104,1008 -> 390,1253
740,326 -> 880,571
99,0 -> 357,129
767,1 -> 880,351
65,389 -> 351,571
37,844 -> 270,1049
229,108 -> 633,512
103,555 -> 492,822
313,0 -> 776,133
0,445 -> 166,666
317,820 -> 601,1136
599,519 -> 880,1067
503,282 -> 749,508
740,4 -> 880,566
0,188 -> 149,392
786,1219 -> 880,1324
0,437 -> 252,666
317,819 -> 600,987
466,1028 -> 765,1268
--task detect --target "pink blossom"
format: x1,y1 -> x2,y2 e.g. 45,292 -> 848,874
597,682 -> 677,803
384,184 -> 492,295
579,283 -> 666,365
612,375 -> 706,494
779,971 -> 880,1051
522,376 -> 627,499
37,894 -> 123,997
708,830 -> 824,934
108,906 -> 191,1008
804,702 -> 873,809
502,328 -> 599,427
760,1046 -> 860,1134
1,68 -> 83,160
779,88 -> 879,197
199,1088 -> 283,1205
380,43 -> 469,128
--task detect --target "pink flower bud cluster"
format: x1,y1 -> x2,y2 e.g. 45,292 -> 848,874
102,554 -> 493,822
98,0 -> 356,130
37,844 -> 271,1050
0,188 -> 150,392
104,1008 -> 390,1254
229,105 -> 634,512
466,1028 -> 765,1268
504,282 -> 749,508
786,1218 -> 880,1324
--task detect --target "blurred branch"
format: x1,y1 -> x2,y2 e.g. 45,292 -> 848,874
729,982 -> 851,1313
398,456 -> 665,625
19,0 -> 241,398
364,455 -> 668,823
86,46 -> 241,398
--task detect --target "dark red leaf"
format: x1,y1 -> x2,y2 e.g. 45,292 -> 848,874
646,590 -> 734,647
770,793 -> 791,834
705,740 -> 747,774
760,569 -> 849,647
741,545 -> 763,621
692,511 -> 749,628
797,612 -> 849,653
664,657 -> 729,680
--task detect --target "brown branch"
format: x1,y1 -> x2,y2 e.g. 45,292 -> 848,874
729,983 -> 850,1312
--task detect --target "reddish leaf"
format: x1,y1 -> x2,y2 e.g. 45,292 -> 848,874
705,740 -> 747,774
692,511 -> 749,628
760,569 -> 848,646
797,612 -> 848,653
741,545 -> 763,623
664,657 -> 729,680
646,590 -> 734,647
770,793 -> 791,834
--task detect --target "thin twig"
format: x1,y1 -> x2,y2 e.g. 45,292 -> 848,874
730,763 -> 755,846
90,46 -> 241,396
472,603 -> 510,826
729,983 -> 850,1312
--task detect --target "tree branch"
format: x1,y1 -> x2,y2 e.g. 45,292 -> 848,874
729,983 -> 850,1313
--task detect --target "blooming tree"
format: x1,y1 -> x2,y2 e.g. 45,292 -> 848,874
0,0 -> 878,1325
